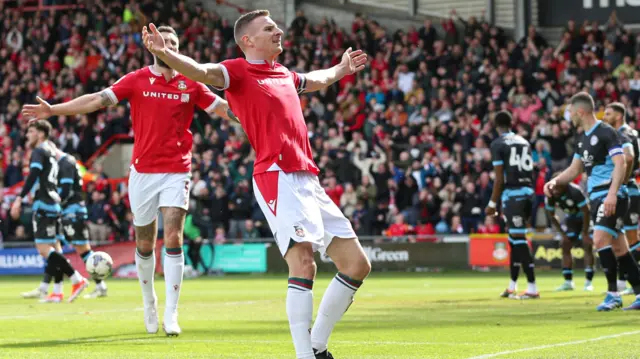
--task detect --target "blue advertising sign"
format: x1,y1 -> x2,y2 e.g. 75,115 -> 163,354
0,247 -> 46,275
0,247 -> 75,275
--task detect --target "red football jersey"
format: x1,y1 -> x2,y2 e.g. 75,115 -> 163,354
104,66 -> 219,173
216,58 -> 319,175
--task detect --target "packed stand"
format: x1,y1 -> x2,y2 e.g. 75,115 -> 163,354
1,1 -> 637,244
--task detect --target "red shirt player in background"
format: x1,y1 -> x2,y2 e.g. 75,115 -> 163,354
21,26 -> 236,337
144,10 -> 370,359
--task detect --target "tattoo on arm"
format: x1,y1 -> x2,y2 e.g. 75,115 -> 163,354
227,108 -> 240,123
99,91 -> 115,107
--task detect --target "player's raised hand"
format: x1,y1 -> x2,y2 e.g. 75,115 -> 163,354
21,96 -> 52,121
143,23 -> 166,56
341,47 -> 368,75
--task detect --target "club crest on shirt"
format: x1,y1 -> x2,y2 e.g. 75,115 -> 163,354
590,136 -> 598,146
294,225 -> 305,238
177,80 -> 187,91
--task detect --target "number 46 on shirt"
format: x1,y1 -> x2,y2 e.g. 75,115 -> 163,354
509,147 -> 533,172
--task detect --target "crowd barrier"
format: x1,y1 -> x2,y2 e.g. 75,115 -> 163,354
0,234 -> 592,276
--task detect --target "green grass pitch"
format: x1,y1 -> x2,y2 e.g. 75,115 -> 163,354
1,272 -> 639,359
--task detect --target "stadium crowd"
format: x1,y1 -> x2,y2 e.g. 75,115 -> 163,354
0,0 -> 637,244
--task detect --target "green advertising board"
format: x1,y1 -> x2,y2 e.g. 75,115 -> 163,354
175,243 -> 268,273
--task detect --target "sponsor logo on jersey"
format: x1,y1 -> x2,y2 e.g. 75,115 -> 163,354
582,150 -> 594,167
257,78 -> 291,86
142,91 -> 180,100
181,94 -> 190,103
149,77 -> 156,85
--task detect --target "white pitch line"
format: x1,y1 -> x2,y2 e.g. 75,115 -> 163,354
466,330 -> 640,359
0,300 -> 271,321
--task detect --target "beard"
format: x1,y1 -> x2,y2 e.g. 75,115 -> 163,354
571,115 -> 582,128
155,56 -> 170,69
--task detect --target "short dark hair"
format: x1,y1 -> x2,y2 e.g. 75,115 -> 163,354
234,9 -> 270,47
28,120 -> 52,139
494,111 -> 513,130
570,92 -> 595,112
607,102 -> 626,118
156,25 -> 177,37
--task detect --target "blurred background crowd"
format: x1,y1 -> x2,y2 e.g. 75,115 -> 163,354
0,0 -> 637,244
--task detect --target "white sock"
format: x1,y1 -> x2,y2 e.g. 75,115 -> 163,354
70,271 -> 82,284
565,280 -> 574,285
135,249 -> 157,305
585,280 -> 592,286
53,283 -> 63,294
39,282 -> 49,293
287,278 -> 315,359
311,273 -> 362,353
608,291 -> 620,296
527,282 -> 537,294
508,280 -> 517,291
97,281 -> 107,291
617,280 -> 627,291
164,250 -> 184,318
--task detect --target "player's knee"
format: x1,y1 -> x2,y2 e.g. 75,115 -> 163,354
338,250 -> 371,281
285,243 -> 317,279
136,238 -> 155,253
561,238 -> 573,252
611,241 -> 628,257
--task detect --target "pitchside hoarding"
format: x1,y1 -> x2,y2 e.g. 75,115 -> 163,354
266,242 -> 469,272
539,0 -> 640,27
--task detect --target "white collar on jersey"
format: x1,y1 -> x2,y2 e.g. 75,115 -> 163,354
148,65 -> 177,78
245,58 -> 276,67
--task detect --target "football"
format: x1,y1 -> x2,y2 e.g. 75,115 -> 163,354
85,251 -> 114,280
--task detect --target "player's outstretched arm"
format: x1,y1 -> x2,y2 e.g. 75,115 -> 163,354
302,47 -> 367,93
543,157 -> 583,197
21,91 -> 115,120
143,23 -> 225,89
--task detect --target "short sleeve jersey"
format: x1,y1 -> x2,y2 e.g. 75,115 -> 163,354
215,58 -> 319,175
545,182 -> 588,216
573,121 -> 624,197
58,154 -> 84,207
30,143 -> 60,206
490,132 -> 534,189
104,66 -> 220,173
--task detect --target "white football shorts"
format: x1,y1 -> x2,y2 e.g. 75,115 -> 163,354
253,169 -> 356,256
128,165 -> 191,226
